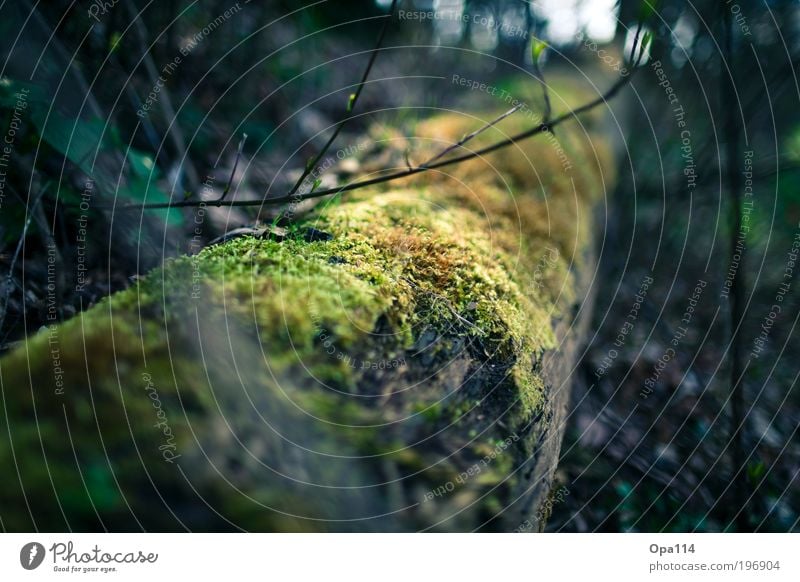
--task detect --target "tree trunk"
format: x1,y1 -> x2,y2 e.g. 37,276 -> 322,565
0,78 -> 616,531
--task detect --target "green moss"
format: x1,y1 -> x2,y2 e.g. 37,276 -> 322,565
100,184 -> 560,417
0,90 -> 615,530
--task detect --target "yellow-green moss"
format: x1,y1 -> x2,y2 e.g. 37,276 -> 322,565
102,179 -> 565,416
0,77 -> 615,531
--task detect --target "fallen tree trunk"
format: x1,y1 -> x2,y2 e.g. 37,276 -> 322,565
0,81 -> 616,531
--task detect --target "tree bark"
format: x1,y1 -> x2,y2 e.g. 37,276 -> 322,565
0,79 -> 616,531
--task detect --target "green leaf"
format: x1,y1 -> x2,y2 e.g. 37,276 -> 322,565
109,31 -> 123,54
642,30 -> 654,52
0,203 -> 28,243
118,173 -> 183,226
85,462 -> 122,512
311,178 -> 322,192
30,110 -> 110,176
0,77 -> 46,108
126,148 -> 157,179
120,148 -> 181,226
346,93 -> 356,113
530,37 -> 547,64
638,0 -> 660,21
747,461 -> 766,484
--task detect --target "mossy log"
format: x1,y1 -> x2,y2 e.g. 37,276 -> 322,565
0,82 -> 615,531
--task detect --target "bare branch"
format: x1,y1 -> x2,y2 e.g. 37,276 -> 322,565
419,103 -> 523,168
403,148 -> 413,171
215,133 -> 248,202
124,0 -> 200,190
285,0 -> 399,198
94,24 -> 650,212
532,60 -> 552,124
0,185 -> 49,336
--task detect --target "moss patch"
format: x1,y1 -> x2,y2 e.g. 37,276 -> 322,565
0,85 -> 614,531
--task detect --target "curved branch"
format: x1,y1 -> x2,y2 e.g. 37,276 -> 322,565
285,0 -> 399,198
94,26 -> 649,212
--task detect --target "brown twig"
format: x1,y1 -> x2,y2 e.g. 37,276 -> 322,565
94,21 -> 651,212
418,103 -> 523,168
721,2 -> 750,532
285,0 -> 399,198
532,54 -> 552,124
215,133 -> 248,202
125,0 -> 200,190
101,66 -> 638,211
0,185 -> 49,335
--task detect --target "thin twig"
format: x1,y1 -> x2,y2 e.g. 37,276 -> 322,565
33,199 -> 63,322
125,0 -> 200,190
721,2 -> 749,531
24,1 -> 104,119
116,67 -> 638,211
403,148 -> 412,171
531,56 -> 552,124
285,0 -> 399,198
419,103 -> 523,168
409,282 -> 487,336
0,185 -> 49,336
215,133 -> 248,202
629,21 -> 648,69
96,26 -> 649,212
